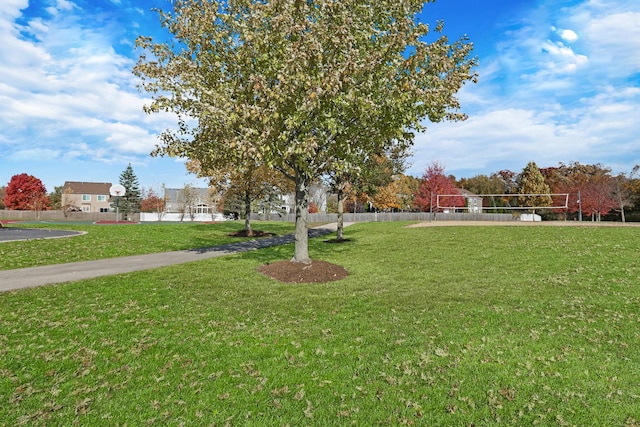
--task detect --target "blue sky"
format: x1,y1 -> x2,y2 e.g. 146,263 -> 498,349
1,0 -> 639,193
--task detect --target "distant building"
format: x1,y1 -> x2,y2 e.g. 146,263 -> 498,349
139,187 -> 222,222
459,189 -> 483,213
61,181 -> 112,213
164,187 -> 219,215
280,183 -> 328,214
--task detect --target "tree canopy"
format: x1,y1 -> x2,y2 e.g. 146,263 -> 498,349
542,162 -> 618,220
516,161 -> 552,211
4,174 -> 49,211
119,164 -> 142,216
415,161 -> 464,212
134,0 -> 477,262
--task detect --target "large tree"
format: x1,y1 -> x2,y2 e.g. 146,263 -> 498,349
48,186 -> 60,210
118,163 -> 142,218
457,173 -> 514,211
4,173 -> 49,211
627,165 -> 640,212
458,174 -> 507,195
415,161 -> 464,213
135,0 -> 476,262
516,161 -> 551,213
543,162 -> 618,221
542,162 -> 620,221
613,165 -> 639,222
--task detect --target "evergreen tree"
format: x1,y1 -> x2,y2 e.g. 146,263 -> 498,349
118,163 -> 142,217
49,186 -> 63,210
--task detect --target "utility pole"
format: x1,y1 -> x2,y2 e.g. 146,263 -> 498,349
577,190 -> 582,222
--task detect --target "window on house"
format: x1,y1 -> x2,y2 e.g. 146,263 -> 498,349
82,206 -> 90,212
196,204 -> 211,214
82,194 -> 91,201
97,195 -> 107,202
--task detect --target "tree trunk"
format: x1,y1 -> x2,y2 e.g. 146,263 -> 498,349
336,184 -> 345,241
293,171 -> 311,263
244,191 -> 251,232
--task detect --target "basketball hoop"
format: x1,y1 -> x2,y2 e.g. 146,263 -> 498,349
109,185 -> 127,222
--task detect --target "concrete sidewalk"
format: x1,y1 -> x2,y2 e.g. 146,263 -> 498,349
0,224 -> 347,293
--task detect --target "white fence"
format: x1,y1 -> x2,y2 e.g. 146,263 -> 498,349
140,212 -> 226,222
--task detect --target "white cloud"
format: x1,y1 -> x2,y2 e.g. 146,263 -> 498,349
558,28 -> 579,42
0,1 -> 164,172
539,39 -> 588,73
1,0 -> 639,190
0,0 -> 28,20
56,0 -> 76,11
411,108 -> 581,176
10,148 -> 62,161
412,78 -> 640,176
581,12 -> 640,75
426,0 -> 640,178
46,0 -> 76,16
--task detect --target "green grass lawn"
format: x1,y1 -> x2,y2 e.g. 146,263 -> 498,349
0,221 -> 295,270
1,222 -> 639,426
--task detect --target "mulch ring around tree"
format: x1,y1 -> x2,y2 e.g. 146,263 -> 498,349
228,229 -> 276,237
257,260 -> 349,283
323,238 -> 352,243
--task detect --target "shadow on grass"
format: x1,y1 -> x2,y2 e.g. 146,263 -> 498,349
188,227 -> 334,255
184,222 -> 295,249
214,226 -> 361,266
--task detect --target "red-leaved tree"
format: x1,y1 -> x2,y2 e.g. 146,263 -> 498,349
4,173 -> 49,211
545,163 -> 617,221
140,187 -> 166,213
415,162 -> 464,212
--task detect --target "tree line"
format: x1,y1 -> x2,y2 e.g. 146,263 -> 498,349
137,157 -> 640,225
359,160 -> 640,222
1,164 -> 142,218
4,159 -> 638,224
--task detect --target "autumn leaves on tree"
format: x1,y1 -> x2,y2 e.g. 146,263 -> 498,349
541,162 -> 625,221
415,162 -> 464,212
134,0 -> 477,262
4,174 -> 49,211
516,161 -> 552,213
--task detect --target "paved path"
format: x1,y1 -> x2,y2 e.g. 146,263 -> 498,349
0,224 -> 347,293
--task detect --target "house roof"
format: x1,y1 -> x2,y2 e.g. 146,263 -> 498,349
165,187 -> 212,201
458,189 -> 482,198
63,181 -> 112,195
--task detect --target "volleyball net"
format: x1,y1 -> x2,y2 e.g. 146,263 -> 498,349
436,193 -> 570,212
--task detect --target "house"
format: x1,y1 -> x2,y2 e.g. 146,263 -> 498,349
138,187 -> 223,222
164,187 -> 220,215
279,183 -> 328,214
459,189 -> 483,213
61,181 -> 112,213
